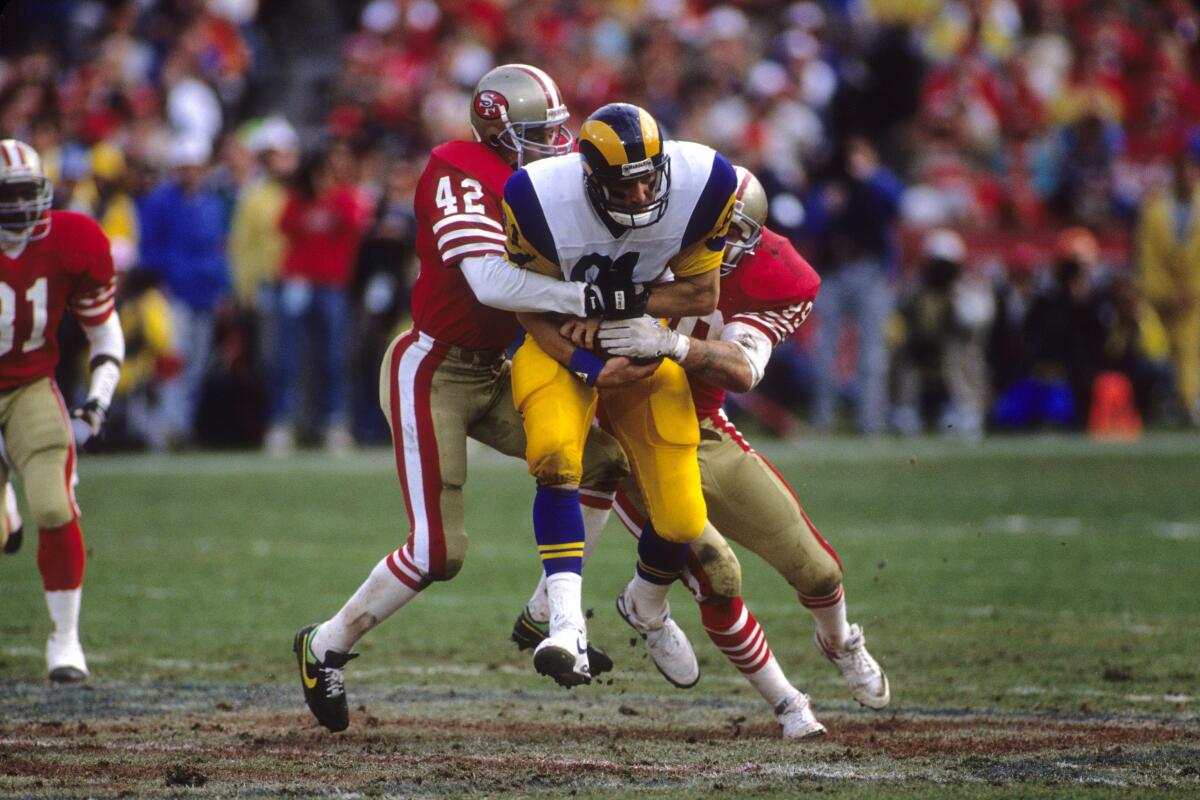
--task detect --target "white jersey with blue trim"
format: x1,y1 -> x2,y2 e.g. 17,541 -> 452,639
502,140 -> 736,285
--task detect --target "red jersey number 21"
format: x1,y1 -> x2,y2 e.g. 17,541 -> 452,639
0,277 -> 48,356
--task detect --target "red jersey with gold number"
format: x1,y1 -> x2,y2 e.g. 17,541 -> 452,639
0,211 -> 116,389
673,228 -> 820,419
410,140 -> 521,351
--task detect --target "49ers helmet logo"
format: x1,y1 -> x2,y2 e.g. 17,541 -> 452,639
474,90 -> 508,120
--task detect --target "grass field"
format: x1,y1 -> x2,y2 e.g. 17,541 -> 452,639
2,433 -> 1198,797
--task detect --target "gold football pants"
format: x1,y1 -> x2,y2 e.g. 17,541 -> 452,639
511,335 -> 706,544
0,377 -> 78,530
379,331 -> 629,582
615,412 -> 844,602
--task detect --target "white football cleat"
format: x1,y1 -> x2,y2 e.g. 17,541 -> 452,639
775,691 -> 827,739
264,424 -> 295,457
616,586 -> 699,689
533,626 -> 591,688
3,481 -> 22,554
46,633 -> 89,685
324,423 -> 354,456
816,623 -> 890,709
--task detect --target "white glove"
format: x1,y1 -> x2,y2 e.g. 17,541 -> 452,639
597,316 -> 690,362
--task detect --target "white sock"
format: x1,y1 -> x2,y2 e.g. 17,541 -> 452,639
627,574 -> 671,621
545,572 -> 585,636
580,501 -> 612,560
526,573 -> 550,623
746,656 -> 800,712
4,481 -> 21,533
45,588 -> 82,641
311,555 -> 422,656
809,594 -> 851,648
527,500 -> 612,624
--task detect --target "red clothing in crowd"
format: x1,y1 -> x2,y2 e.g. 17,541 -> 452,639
279,185 -> 369,286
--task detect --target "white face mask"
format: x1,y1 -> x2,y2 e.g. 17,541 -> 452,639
0,176 -> 53,246
588,157 -> 672,230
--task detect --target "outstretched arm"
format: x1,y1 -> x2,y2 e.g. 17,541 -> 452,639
462,253 -> 590,315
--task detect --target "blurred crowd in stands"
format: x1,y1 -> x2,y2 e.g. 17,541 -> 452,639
1,0 -> 1197,450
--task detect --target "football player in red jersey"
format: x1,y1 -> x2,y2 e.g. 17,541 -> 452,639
517,167 -> 889,737
0,138 -> 124,684
293,65 -> 645,732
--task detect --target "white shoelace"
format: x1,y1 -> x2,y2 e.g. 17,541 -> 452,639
322,666 -> 346,698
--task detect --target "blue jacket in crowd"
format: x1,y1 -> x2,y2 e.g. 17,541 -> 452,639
137,180 -> 231,312
801,168 -> 905,275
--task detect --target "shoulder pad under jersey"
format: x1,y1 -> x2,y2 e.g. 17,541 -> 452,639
430,140 -> 513,197
732,228 -> 821,309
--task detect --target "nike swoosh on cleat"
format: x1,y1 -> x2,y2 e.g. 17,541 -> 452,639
301,632 -> 319,689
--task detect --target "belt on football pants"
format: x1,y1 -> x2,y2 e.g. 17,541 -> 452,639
444,344 -> 506,367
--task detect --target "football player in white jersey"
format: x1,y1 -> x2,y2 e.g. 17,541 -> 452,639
495,103 -> 738,687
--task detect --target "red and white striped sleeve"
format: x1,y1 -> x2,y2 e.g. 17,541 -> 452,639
432,209 -> 507,265
70,277 -> 118,327
726,301 -> 814,347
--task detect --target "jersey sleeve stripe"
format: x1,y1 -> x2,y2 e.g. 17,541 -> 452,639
74,284 -> 118,308
432,213 -> 503,234
680,151 -> 738,251
74,302 -> 116,324
728,315 -> 781,345
442,241 -> 505,261
437,228 -> 507,250
502,169 -> 559,267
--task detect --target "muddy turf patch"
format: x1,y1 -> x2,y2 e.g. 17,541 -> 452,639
2,683 -> 1197,798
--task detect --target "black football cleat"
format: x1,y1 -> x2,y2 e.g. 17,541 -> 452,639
2,525 -> 21,554
294,624 -> 358,732
511,606 -> 614,676
48,666 -> 88,685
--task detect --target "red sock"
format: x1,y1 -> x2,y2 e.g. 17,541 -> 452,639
37,518 -> 85,591
701,596 -> 772,674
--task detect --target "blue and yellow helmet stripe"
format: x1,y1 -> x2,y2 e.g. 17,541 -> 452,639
579,103 -> 663,173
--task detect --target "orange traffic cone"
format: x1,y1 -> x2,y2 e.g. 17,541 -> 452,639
1088,371 -> 1142,442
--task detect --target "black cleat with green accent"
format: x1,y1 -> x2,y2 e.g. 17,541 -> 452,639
510,607 -> 614,676
293,624 -> 358,732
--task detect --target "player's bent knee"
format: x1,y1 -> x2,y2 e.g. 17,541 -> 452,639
652,506 -> 707,544
692,540 -> 742,599
806,564 -> 844,599
23,483 -> 74,530
29,501 -> 74,531
527,450 -> 583,487
431,557 -> 465,582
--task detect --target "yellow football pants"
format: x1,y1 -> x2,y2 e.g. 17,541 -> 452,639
511,336 -> 706,544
